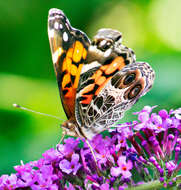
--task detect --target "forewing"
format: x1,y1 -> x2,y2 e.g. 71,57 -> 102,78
48,8 -> 90,118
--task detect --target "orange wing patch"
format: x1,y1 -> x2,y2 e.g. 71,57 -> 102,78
61,41 -> 87,91
80,56 -> 126,105
73,63 -> 83,88
95,77 -> 111,96
61,41 -> 87,116
73,41 -> 84,63
82,48 -> 87,59
104,56 -> 125,75
62,73 -> 71,89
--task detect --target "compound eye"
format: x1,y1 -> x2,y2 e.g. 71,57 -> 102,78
97,39 -> 112,51
123,73 -> 136,85
128,84 -> 142,99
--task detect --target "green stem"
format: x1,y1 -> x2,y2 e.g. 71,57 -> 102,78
127,180 -> 162,190
127,175 -> 181,190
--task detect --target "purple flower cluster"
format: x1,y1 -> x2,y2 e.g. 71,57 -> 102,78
1,106 -> 181,190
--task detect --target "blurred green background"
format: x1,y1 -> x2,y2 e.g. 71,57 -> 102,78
0,0 -> 181,175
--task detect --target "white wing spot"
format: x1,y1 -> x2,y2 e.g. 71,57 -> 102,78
113,63 -> 117,67
63,32 -> 68,42
52,47 -> 63,64
54,22 -> 59,30
81,61 -> 101,74
104,49 -> 112,57
100,40 -> 106,47
59,24 -> 63,29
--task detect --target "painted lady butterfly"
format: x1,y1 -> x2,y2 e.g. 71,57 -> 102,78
48,8 -> 155,140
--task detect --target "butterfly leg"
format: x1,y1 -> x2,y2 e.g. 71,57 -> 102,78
85,139 -> 102,176
56,129 -> 67,152
59,129 -> 67,144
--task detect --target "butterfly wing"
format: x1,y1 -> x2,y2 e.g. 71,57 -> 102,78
75,29 -> 136,129
48,13 -> 155,140
48,8 -> 90,118
76,61 -> 155,139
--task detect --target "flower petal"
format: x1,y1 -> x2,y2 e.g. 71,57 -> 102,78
59,159 -> 72,174
111,167 -> 121,177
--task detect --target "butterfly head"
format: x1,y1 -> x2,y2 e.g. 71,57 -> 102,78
61,119 -> 86,138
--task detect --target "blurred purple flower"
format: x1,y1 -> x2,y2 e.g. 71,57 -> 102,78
59,153 -> 81,175
100,183 -> 111,190
42,148 -> 62,161
111,156 -> 132,178
1,105 -> 181,189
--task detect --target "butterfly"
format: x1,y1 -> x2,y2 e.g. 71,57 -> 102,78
48,8 -> 155,140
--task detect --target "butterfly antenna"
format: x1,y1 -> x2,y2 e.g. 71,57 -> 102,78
13,103 -> 65,122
